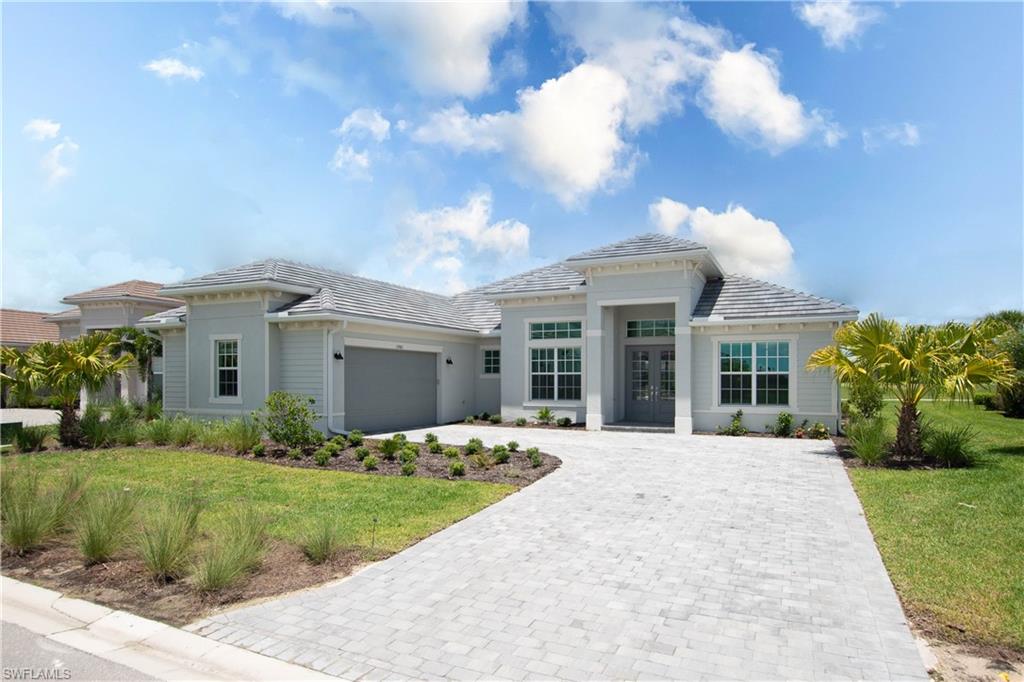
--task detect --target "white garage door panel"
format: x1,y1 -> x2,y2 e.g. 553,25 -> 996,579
344,347 -> 437,433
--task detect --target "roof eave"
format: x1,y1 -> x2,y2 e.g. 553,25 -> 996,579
160,280 -> 319,297
136,318 -> 186,330
60,294 -> 182,307
690,312 -> 859,327
563,247 -> 709,271
265,310 -> 487,337
478,286 -> 585,301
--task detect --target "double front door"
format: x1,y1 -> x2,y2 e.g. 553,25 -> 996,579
625,345 -> 675,424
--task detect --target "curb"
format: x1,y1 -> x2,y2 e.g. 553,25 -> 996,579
1,576 -> 332,680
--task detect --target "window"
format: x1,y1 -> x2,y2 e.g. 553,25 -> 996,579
719,341 -> 790,406
626,319 -> 675,337
215,339 -> 239,398
530,347 -> 582,401
483,349 -> 500,375
529,321 -> 582,340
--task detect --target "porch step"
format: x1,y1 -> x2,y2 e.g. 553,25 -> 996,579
602,423 -> 674,434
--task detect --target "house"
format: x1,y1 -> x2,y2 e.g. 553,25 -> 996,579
140,234 -> 856,434
0,309 -> 60,349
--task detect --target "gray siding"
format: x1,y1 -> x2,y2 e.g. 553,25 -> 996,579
474,342 -> 501,416
162,331 -> 186,412
186,300 -> 267,415
279,328 -> 325,430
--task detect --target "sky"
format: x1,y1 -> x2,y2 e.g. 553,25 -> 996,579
3,1 -> 1022,322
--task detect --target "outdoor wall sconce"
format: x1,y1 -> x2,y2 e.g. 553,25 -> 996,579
334,351 -> 343,360
445,357 -> 454,365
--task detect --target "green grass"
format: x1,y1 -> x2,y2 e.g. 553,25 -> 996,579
849,402 -> 1024,650
1,448 -> 514,555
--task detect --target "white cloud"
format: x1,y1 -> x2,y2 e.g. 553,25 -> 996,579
335,108 -> 390,142
649,199 -> 794,279
272,52 -> 344,101
795,1 -> 884,50
394,189 -> 530,294
23,119 -> 61,141
143,57 -> 204,81
329,145 -> 371,181
41,137 -> 79,186
277,1 -> 524,98
862,122 -> 921,152
699,44 -> 843,153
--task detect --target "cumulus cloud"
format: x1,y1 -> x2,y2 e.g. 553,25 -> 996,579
649,198 -> 794,279
23,119 -> 61,141
394,190 -> 530,294
143,57 -> 204,81
335,108 -> 390,142
41,137 -> 79,186
277,1 -> 524,98
415,4 -> 841,206
329,145 -> 371,181
862,122 -> 921,152
795,1 -> 884,50
328,109 -> 392,181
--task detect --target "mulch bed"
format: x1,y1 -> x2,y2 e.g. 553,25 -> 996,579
462,418 -> 585,430
240,438 -> 561,487
2,539 -> 366,627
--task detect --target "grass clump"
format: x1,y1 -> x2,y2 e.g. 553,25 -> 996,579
138,496 -> 202,582
115,421 -> 141,447
191,510 -> 267,593
14,425 -> 50,453
287,448 -> 302,460
926,424 -> 977,468
469,452 -> 494,469
171,416 -> 201,447
301,517 -> 342,564
224,417 -> 262,454
76,488 -> 138,564
145,418 -> 174,446
1,468 -> 88,554
847,417 -> 890,466
489,415 -> 502,424
363,455 -> 379,471
515,417 -> 527,427
252,443 -> 266,457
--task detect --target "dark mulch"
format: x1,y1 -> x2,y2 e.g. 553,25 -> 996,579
242,438 -> 560,487
462,419 -> 584,430
2,539 -> 365,627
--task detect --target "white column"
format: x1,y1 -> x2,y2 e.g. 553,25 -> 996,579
674,298 -> 693,435
585,301 -> 604,430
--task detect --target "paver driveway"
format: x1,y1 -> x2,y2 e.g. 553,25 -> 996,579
191,426 -> 926,681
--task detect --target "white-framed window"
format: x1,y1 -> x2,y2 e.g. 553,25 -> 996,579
211,336 -> 241,401
719,341 -> 790,406
626,319 -> 675,337
483,349 -> 500,375
530,347 -> 582,401
529,321 -> 582,340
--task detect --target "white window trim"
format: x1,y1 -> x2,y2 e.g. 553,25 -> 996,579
480,345 -> 500,379
709,334 -> 798,414
210,333 -> 242,404
625,318 -> 677,339
523,316 -> 586,406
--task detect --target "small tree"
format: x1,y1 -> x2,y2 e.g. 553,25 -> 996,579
110,326 -> 162,394
254,391 -> 321,448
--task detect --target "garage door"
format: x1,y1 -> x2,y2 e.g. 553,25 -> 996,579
344,347 -> 437,433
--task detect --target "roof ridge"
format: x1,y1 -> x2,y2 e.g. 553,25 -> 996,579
259,258 -> 457,302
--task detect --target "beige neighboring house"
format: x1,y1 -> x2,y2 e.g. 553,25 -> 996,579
39,281 -> 184,405
0,309 -> 61,349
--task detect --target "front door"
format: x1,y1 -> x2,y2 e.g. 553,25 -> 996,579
625,346 -> 675,424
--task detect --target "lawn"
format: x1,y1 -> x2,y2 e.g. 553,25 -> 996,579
848,402 -> 1024,651
2,448 -> 515,554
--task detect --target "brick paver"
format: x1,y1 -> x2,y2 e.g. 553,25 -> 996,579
190,426 -> 926,680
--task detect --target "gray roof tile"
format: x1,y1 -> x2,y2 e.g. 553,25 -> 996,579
565,232 -> 705,262
138,305 -> 187,325
472,262 -> 586,296
693,276 -> 858,320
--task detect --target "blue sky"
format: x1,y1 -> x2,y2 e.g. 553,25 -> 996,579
4,1 -> 1022,322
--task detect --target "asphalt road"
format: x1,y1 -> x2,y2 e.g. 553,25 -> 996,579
1,622 -> 155,681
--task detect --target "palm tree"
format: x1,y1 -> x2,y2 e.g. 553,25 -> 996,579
1,346 -> 37,407
26,333 -> 134,446
807,313 -> 1014,459
110,326 -> 162,397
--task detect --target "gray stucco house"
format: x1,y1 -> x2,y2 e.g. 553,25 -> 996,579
139,234 -> 857,434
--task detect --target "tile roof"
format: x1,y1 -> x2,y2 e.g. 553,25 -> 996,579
0,309 -> 60,346
565,232 -> 705,262
137,305 -> 187,326
472,263 -> 586,296
62,280 -> 183,306
42,308 -> 81,322
692,276 -> 858,321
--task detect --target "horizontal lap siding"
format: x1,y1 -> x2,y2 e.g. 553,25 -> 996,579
162,333 -> 186,411
279,329 -> 325,423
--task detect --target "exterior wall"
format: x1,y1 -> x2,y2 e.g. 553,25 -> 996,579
474,340 -> 501,416
161,330 -> 187,413
691,323 -> 840,433
186,300 -> 268,416
278,327 -> 326,432
56,320 -> 80,339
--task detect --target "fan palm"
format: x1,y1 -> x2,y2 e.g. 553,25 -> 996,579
807,313 -> 1014,459
110,326 -> 161,390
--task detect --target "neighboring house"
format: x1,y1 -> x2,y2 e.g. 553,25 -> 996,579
0,309 -> 60,349
140,234 -> 857,434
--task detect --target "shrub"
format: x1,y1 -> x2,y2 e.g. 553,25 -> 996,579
442,446 -> 460,459
515,417 -> 527,427
191,510 -> 267,592
323,441 -> 341,457
771,412 -> 794,438
428,440 -> 443,454
809,422 -> 831,440
287,448 -> 302,460
330,434 -> 348,449
507,440 -> 519,452
14,425 -> 49,453
846,417 -> 890,466
354,446 -> 370,461
489,414 -> 502,424
170,416 -> 200,447
223,417 -> 262,454
143,400 -> 163,422
80,405 -> 113,448
1,468 -> 86,554
491,444 -> 510,464
254,391 -> 321,448
927,425 -> 977,467
138,497 -> 202,582
535,407 -> 554,424
301,518 -> 342,564
479,412 -> 490,421
424,432 -> 438,444
449,460 -> 466,477
77,489 -> 138,564
108,400 -> 136,428
252,443 -> 266,457
464,415 -> 475,424
526,447 -> 542,468
346,429 -> 364,447
399,445 -> 419,464
145,418 -> 174,446
717,410 -> 747,436
849,381 -> 884,420
313,447 -> 331,466
379,438 -> 401,460
393,433 -> 408,444
973,393 -> 998,410
197,421 -> 229,451
464,437 -> 484,454
469,452 -> 494,469
556,417 -> 572,428
115,421 -> 140,447
363,455 -> 379,471
401,462 -> 416,476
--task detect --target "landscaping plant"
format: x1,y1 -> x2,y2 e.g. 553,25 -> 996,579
424,432 -> 438,444
515,417 -> 527,427
14,425 -> 50,453
191,510 -> 267,593
171,416 -> 200,447
363,455 -> 379,470
489,414 -> 502,424
535,407 -> 554,425
401,462 -> 416,476
442,446 -> 460,459
428,440 -> 443,454
491,444 -> 510,464
143,400 -> 162,422
301,517 -> 342,564
287,448 -> 302,460
346,429 -> 364,446
717,410 -> 748,436
464,437 -> 484,454
448,460 -> 466,477
846,417 -> 890,466
1,467 -> 86,554
526,447 -> 542,468
77,488 -> 138,564
464,415 -> 475,424
507,440 -> 519,452
314,447 -> 332,466
556,417 -> 572,427
145,418 -> 174,446
770,412 -> 793,438
80,404 -> 114,448
254,391 -> 321,448
252,443 -> 266,457
926,424 -> 978,467
223,417 -> 262,454
353,446 -> 370,461
138,496 -> 202,582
